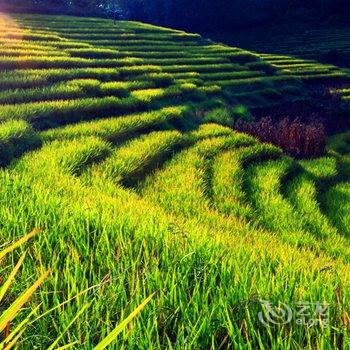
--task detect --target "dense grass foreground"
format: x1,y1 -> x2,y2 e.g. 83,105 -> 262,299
0,13 -> 349,349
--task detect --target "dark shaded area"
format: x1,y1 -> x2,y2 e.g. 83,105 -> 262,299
209,25 -> 350,69
235,116 -> 327,159
252,84 -> 350,135
0,127 -> 42,167
1,0 -> 350,32
237,83 -> 350,158
321,49 -> 350,68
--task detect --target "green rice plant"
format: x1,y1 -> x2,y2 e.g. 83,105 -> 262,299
118,20 -> 181,32
232,104 -> 251,120
41,106 -> 187,142
92,292 -> 156,350
284,159 -> 340,239
0,80 -> 101,105
3,128 -> 349,348
0,72 -> 53,90
140,132 -> 255,218
0,120 -> 41,166
15,136 -> 112,178
200,71 -> 265,81
206,76 -> 270,88
104,78 -> 157,91
36,41 -> 93,49
231,88 -> 285,105
245,60 -> 277,74
227,51 -> 260,63
66,48 -> 122,59
42,27 -> 129,33
99,44 -> 190,52
2,68 -> 168,88
323,183 -> 350,238
0,142 -> 165,348
322,136 -> 350,237
131,87 -> 164,102
300,156 -> 339,178
98,81 -> 152,97
245,157 -> 350,259
328,132 -> 350,155
63,33 -> 200,43
130,84 -> 201,104
77,39 -> 200,47
290,72 -> 348,81
159,72 -> 201,80
83,130 -> 186,188
0,229 -> 49,349
132,73 -> 174,87
197,85 -> 221,95
336,88 -> 350,96
175,78 -> 204,87
270,60 -> 317,66
0,85 -> 204,129
245,157 -> 308,234
0,96 -> 142,128
119,65 -> 163,77
202,107 -> 234,127
116,51 -> 194,58
0,48 -> 68,57
189,123 -> 233,140
162,63 -> 243,74
1,32 -> 63,41
31,68 -> 120,83
0,13 -> 349,349
143,57 -> 230,66
212,143 -> 281,222
0,41 -> 56,51
0,55 -> 144,71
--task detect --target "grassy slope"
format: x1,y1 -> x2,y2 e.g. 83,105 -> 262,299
0,13 -> 349,349
212,26 -> 350,99
222,26 -> 350,63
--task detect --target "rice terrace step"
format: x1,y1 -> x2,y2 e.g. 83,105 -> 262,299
0,3 -> 349,349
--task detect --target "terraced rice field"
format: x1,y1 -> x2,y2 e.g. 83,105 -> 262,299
212,27 -> 350,100
0,13 -> 349,349
332,86 -> 350,101
230,27 -> 350,64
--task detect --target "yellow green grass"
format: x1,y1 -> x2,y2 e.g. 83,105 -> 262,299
0,12 -> 349,349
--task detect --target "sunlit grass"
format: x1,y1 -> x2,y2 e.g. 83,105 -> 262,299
0,12 -> 348,349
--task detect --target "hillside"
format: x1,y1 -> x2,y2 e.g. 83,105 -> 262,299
0,13 -> 349,349
224,26 -> 350,66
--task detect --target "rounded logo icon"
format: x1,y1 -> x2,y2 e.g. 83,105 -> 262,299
258,300 -> 293,327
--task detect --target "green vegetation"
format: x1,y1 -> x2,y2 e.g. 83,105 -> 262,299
231,27 -> 350,68
0,120 -> 41,166
0,12 -> 349,350
216,26 -> 350,100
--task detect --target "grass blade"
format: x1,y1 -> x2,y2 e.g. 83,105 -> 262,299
0,305 -> 41,349
0,270 -> 50,333
0,252 -> 26,304
0,329 -> 25,350
0,229 -> 41,262
56,341 -> 79,350
47,303 -> 90,350
93,292 -> 156,350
